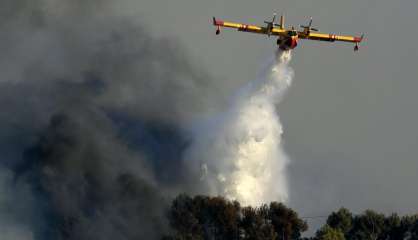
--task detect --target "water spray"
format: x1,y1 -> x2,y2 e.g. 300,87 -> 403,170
187,50 -> 294,206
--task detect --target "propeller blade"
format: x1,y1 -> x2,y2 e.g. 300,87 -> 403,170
301,17 -> 319,32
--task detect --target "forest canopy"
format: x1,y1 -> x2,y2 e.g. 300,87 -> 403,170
163,194 -> 418,240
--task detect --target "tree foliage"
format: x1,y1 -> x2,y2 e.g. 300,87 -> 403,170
320,210 -> 418,240
315,225 -> 345,240
326,208 -> 352,234
268,202 -> 308,240
164,194 -> 418,240
165,194 -> 307,240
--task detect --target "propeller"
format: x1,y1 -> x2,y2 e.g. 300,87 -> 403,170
300,17 -> 319,32
272,13 -> 283,27
264,12 -> 277,25
264,13 -> 278,37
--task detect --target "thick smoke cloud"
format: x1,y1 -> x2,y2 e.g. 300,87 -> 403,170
0,0 -> 222,239
0,168 -> 37,240
22,111 -> 168,239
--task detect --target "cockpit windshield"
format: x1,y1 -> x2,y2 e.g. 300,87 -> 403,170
288,31 -> 297,36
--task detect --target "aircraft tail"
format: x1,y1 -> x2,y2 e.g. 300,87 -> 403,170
280,15 -> 285,29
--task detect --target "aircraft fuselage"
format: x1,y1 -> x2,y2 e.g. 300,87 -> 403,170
278,35 -> 298,50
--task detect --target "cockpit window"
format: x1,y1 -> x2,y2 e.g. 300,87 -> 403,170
288,31 -> 297,36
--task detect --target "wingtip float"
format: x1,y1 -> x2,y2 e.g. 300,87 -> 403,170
213,14 -> 364,52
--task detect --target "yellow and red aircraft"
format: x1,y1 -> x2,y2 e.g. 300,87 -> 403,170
213,14 -> 364,51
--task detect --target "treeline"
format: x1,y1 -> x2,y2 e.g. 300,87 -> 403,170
163,194 -> 418,240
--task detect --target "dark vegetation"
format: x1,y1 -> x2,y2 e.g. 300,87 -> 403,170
163,194 -> 418,240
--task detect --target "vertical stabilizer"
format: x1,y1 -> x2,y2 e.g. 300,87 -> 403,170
280,15 -> 285,29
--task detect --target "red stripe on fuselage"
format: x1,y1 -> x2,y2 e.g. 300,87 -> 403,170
214,20 -> 224,26
354,37 -> 362,42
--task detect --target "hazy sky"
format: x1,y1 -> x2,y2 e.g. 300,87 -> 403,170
125,0 -> 418,221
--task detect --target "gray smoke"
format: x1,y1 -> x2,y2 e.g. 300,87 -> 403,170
22,111 -> 170,240
0,0 -> 223,239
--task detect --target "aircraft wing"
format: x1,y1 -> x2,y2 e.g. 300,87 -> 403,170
299,31 -> 363,43
213,17 -> 286,37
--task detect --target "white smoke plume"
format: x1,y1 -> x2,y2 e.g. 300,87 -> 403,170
186,50 -> 294,206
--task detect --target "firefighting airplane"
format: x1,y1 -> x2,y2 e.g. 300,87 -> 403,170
213,13 -> 364,51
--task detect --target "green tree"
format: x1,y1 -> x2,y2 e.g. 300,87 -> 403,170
240,206 -> 277,240
348,210 -> 385,240
316,225 -> 345,240
193,195 -> 241,239
268,202 -> 308,240
397,215 -> 418,240
326,208 -> 353,235
168,194 -> 204,240
167,194 -> 242,240
380,213 -> 402,240
408,216 -> 418,240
